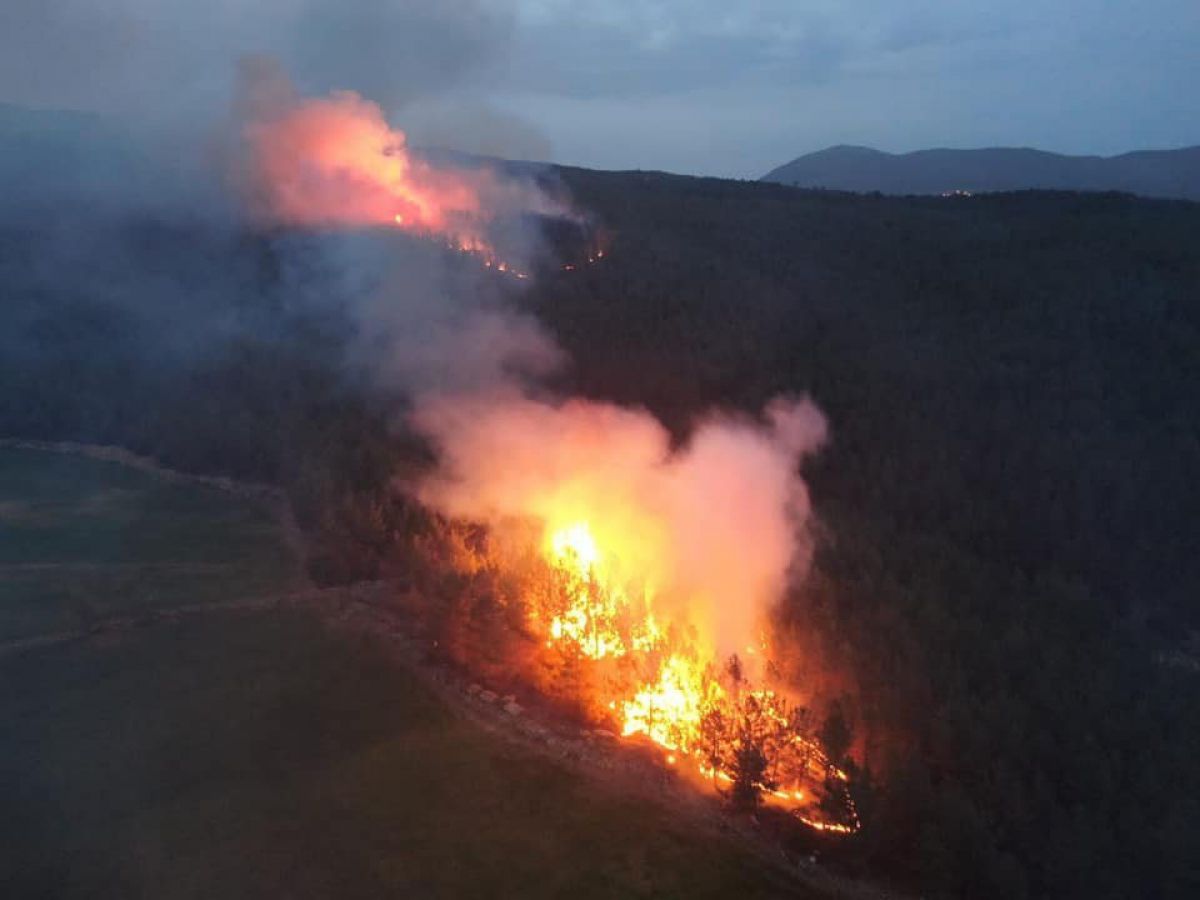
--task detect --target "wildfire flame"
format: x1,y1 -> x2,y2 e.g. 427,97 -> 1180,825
235,61 -> 575,279
532,519 -> 858,831
414,389 -> 853,830
242,86 -> 487,239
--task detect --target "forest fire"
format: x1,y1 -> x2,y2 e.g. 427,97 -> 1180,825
231,65 -> 855,833
412,391 -> 860,832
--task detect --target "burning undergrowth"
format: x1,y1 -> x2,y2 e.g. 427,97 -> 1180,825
402,391 -> 860,832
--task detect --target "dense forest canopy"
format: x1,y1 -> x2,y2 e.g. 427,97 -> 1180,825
2,171 -> 1198,898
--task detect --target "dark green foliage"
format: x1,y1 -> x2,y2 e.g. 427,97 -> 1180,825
730,740 -> 771,813
819,702 -> 852,771
526,174 -> 1200,897
3,178 -> 1200,898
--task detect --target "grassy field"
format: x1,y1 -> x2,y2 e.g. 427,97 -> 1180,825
0,448 -> 815,899
0,447 -> 300,641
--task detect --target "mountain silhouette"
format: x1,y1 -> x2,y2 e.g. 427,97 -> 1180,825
762,144 -> 1200,200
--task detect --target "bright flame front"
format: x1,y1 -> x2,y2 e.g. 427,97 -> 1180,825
531,520 -> 857,831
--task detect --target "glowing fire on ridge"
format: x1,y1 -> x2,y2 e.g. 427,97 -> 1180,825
242,85 -> 488,241
236,61 -> 577,279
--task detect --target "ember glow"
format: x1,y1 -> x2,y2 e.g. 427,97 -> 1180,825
538,518 -> 858,831
414,391 -> 860,830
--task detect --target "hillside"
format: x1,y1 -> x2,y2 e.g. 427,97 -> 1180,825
761,144 -> 1200,200
3,158 -> 1199,898
0,446 -> 821,900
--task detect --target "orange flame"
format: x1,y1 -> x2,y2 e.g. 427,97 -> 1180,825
534,519 -> 858,830
235,65 -> 571,278
243,88 -> 488,244
414,391 -> 854,829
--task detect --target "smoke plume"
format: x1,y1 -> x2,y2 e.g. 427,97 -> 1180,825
1,0 -> 832,705
229,62 -> 832,662
410,388 -> 827,660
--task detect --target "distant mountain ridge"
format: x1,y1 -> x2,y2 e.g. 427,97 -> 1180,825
762,144 -> 1200,200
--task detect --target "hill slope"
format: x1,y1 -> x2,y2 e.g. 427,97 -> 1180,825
762,144 -> 1200,199
4,146 -> 1200,899
0,448 -> 821,900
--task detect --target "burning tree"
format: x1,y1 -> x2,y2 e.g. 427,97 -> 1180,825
415,510 -> 860,831
397,386 -> 858,829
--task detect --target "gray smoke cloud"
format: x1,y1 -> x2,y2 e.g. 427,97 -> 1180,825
0,0 -> 567,368
0,0 -> 829,669
0,0 -> 546,179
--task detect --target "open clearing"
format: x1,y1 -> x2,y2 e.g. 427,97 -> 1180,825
0,447 -> 816,898
0,446 -> 300,642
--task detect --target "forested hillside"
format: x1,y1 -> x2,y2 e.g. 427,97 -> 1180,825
2,173 -> 1198,898
532,173 -> 1200,896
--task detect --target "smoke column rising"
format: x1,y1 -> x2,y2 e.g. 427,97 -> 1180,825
410,388 -> 827,661
232,64 -> 832,660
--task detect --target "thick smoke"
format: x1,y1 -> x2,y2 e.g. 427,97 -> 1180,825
219,59 -> 830,661
409,387 -> 827,660
237,70 -> 831,653
2,0 -> 831,671
0,0 -> 567,412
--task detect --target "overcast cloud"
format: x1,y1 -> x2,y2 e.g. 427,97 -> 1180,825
1,0 -> 1197,177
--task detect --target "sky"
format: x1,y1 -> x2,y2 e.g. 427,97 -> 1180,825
2,0 -> 1198,178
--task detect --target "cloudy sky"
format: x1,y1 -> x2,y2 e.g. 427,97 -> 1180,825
3,0 -> 1198,177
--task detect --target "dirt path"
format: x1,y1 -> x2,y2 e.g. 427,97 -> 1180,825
0,439 -> 281,501
0,593 -> 298,659
0,438 -> 311,581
